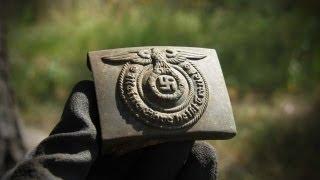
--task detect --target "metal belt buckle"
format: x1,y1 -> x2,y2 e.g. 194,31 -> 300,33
88,46 -> 236,154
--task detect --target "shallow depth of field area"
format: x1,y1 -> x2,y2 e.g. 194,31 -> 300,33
6,0 -> 320,179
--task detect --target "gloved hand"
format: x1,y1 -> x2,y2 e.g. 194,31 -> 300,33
3,81 -> 217,180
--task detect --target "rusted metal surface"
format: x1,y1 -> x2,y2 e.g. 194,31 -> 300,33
88,46 -> 236,153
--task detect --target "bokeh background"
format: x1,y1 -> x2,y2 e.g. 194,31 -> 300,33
2,0 -> 320,179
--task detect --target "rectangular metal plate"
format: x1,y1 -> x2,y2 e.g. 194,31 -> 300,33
88,46 -> 236,153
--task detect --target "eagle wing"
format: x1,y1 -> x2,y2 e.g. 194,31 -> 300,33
101,50 -> 152,65
166,49 -> 207,64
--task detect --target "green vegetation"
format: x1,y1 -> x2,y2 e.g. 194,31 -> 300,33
6,0 -> 320,179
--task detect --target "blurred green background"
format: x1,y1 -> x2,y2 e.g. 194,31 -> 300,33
6,0 -> 320,179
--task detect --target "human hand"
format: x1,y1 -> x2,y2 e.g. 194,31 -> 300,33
3,81 -> 217,180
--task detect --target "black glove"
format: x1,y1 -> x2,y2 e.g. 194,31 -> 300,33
3,81 -> 217,180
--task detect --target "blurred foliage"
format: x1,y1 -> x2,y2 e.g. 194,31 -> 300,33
8,0 -> 320,104
4,0 -> 320,179
211,93 -> 320,179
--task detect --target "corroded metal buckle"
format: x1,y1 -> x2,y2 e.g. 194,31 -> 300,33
88,46 -> 236,153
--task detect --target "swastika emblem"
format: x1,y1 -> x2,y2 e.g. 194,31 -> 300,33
157,75 -> 177,93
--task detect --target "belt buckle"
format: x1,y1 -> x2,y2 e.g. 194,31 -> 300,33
88,46 -> 236,154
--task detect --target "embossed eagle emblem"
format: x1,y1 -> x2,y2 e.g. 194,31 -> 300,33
101,48 -> 207,65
